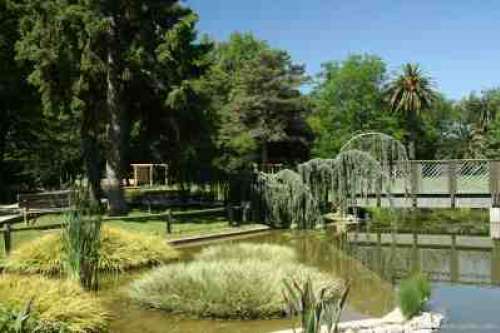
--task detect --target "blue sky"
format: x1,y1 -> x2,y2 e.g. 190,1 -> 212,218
187,0 -> 500,100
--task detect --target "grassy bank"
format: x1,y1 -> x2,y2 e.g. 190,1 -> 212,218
366,208 -> 489,235
129,243 -> 341,319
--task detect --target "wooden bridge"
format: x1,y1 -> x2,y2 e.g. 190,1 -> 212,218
359,159 -> 500,208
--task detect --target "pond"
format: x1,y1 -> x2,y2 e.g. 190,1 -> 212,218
101,230 -> 500,333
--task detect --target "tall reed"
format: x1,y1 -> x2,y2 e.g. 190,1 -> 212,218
63,189 -> 102,291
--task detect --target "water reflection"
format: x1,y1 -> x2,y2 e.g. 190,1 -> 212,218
348,235 -> 500,286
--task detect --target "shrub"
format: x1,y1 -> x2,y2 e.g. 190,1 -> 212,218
2,226 -> 179,275
0,274 -> 108,332
129,243 -> 341,319
398,273 -> 431,319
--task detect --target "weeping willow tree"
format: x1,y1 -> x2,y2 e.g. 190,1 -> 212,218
255,169 -> 321,229
254,132 -> 410,229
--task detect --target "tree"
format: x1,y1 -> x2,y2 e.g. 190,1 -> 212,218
14,0 -> 201,213
206,33 -> 311,171
385,63 -> 437,160
309,54 -> 404,157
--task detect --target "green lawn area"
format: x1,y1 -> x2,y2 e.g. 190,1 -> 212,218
0,210 -> 255,258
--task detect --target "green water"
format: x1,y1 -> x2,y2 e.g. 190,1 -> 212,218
100,230 -> 500,332
102,230 -> 395,333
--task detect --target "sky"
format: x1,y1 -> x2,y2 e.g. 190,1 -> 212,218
187,0 -> 500,100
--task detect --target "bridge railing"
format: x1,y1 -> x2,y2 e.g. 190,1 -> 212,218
375,159 -> 500,208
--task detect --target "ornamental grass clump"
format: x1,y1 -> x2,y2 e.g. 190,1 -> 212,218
398,273 -> 431,319
129,243 -> 340,319
2,226 -> 179,275
0,274 -> 108,332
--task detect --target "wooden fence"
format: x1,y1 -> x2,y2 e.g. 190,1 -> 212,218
1,207 -> 228,255
370,159 -> 500,208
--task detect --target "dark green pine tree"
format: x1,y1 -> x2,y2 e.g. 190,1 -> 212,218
13,0 -> 204,214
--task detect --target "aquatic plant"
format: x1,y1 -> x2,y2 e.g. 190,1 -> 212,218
283,278 -> 350,333
2,226 -> 179,275
398,273 -> 431,319
129,243 -> 341,319
0,274 -> 108,332
63,210 -> 102,291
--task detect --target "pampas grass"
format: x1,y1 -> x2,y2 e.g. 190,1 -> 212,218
3,226 -> 179,275
0,274 -> 108,332
129,243 -> 341,319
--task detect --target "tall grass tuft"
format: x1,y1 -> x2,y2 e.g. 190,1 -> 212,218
398,273 -> 431,319
0,274 -> 108,332
63,195 -> 102,291
3,226 -> 178,275
129,243 -> 341,319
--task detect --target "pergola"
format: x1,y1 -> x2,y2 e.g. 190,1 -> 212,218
131,163 -> 168,187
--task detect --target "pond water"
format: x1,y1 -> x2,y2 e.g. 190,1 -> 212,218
101,230 -> 500,333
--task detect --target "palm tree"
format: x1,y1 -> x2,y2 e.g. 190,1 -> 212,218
386,64 -> 436,159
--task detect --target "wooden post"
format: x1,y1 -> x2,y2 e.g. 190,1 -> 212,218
376,175 -> 382,207
3,223 -> 11,255
448,160 -> 457,208
163,164 -> 168,186
410,161 -> 419,208
133,165 -> 138,187
165,210 -> 172,234
489,161 -> 500,208
149,165 -> 154,187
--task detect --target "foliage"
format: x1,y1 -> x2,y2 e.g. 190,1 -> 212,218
398,273 -> 431,319
256,169 -> 322,229
207,32 -> 312,171
129,243 -> 339,319
385,63 -> 437,159
283,278 -> 349,333
0,274 -> 108,332
309,54 -> 403,157
62,191 -> 102,291
2,226 -> 179,274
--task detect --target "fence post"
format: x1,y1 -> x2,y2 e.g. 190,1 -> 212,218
376,175 -> 383,208
490,161 -> 500,208
165,210 -> 172,234
448,160 -> 457,208
3,223 -> 11,255
410,161 -> 419,208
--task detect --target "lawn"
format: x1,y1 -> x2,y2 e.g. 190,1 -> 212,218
0,210 -> 252,258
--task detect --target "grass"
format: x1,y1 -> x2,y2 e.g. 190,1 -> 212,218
398,273 -> 431,319
129,243 -> 341,319
0,211 -> 240,258
2,226 -> 179,275
0,274 -> 108,332
366,207 -> 489,235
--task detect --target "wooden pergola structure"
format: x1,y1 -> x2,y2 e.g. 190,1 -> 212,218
131,163 -> 168,187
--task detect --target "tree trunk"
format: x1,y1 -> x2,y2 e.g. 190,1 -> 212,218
261,141 -> 268,165
105,18 -> 127,215
407,111 -> 417,160
81,125 -> 102,204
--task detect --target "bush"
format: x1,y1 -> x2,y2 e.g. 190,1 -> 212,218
129,243 -> 340,319
398,273 -> 431,319
2,226 -> 179,275
0,274 -> 108,332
